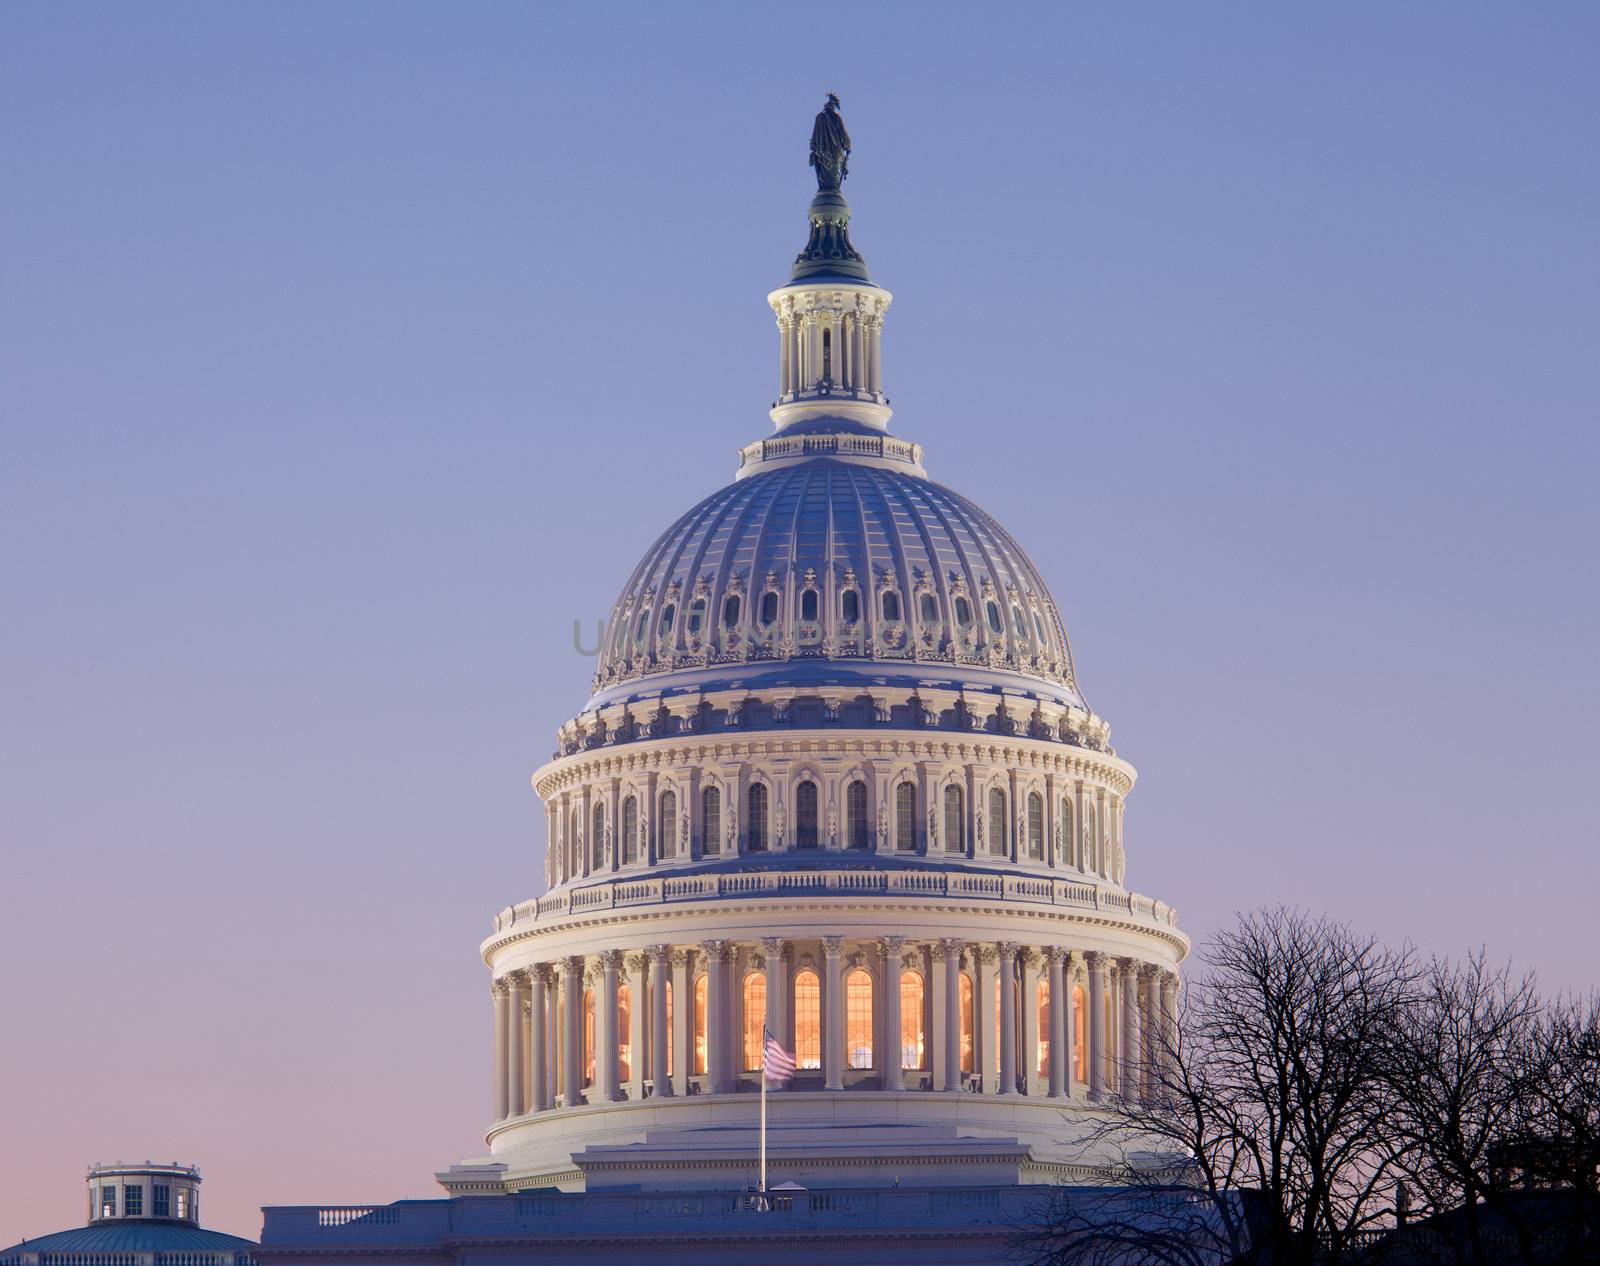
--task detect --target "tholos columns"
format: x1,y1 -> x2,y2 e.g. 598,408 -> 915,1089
760,938 -> 787,1078
940,938 -> 963,1091
1086,951 -> 1107,1102
822,936 -> 845,1091
596,951 -> 621,1102
1160,971 -> 1181,1083
703,940 -> 729,1094
1019,948 -> 1040,1096
648,946 -> 670,1097
1141,966 -> 1162,1102
529,966 -> 549,1112
561,957 -> 583,1108
506,971 -> 527,1118
1119,957 -> 1140,1102
881,936 -> 904,1090
491,980 -> 510,1121
1046,948 -> 1067,1098
996,942 -> 1017,1095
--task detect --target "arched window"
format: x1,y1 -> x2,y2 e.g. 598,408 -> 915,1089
1027,792 -> 1043,860
693,975 -> 708,1075
1072,984 -> 1088,1084
919,592 -> 938,624
795,780 -> 819,848
846,968 -> 874,1069
634,607 -> 651,643
659,790 -> 677,859
959,972 -> 976,1073
986,600 -> 1003,634
659,603 -> 676,636
841,589 -> 860,623
822,325 -> 832,379
742,973 -> 767,1071
794,970 -> 822,1069
895,782 -> 915,852
954,595 -> 972,627
801,589 -> 819,621
943,784 -> 964,853
582,989 -> 596,1087
701,785 -> 721,855
617,982 -> 632,1082
846,780 -> 869,849
687,598 -> 706,636
760,590 -> 779,627
723,594 -> 741,629
881,591 -> 901,622
1036,977 -> 1051,1077
622,795 -> 639,864
1061,798 -> 1074,865
900,970 -> 926,1070
988,788 -> 1007,856
1032,609 -> 1046,641
592,804 -> 605,869
568,808 -> 580,875
747,783 -> 769,851
1012,604 -> 1028,639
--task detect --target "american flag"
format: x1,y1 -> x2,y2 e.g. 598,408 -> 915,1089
763,1027 -> 796,1083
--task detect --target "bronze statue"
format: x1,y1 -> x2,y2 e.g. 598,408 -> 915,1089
809,93 -> 851,192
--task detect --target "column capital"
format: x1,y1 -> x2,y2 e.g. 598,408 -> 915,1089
670,947 -> 693,969
505,969 -> 529,992
995,940 -> 1018,959
1043,945 -> 1069,967
822,935 -> 845,957
759,936 -> 787,958
1018,947 -> 1040,970
1084,950 -> 1106,970
935,937 -> 964,962
562,954 -> 584,978
529,963 -> 554,989
490,978 -> 510,1000
882,934 -> 905,955
599,948 -> 623,972
1138,962 -> 1161,983
647,944 -> 672,967
978,945 -> 999,966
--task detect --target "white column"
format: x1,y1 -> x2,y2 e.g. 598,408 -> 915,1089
1160,971 -> 1180,1084
596,950 -> 621,1102
704,940 -> 730,1093
977,946 -> 997,1094
867,318 -> 883,394
627,952 -> 647,1100
851,311 -> 865,393
997,943 -> 1017,1095
761,938 -> 787,1077
1141,966 -> 1162,1102
529,966 -> 548,1111
1020,948 -> 1041,1096
671,949 -> 691,1096
777,317 -> 791,397
506,972 -> 528,1118
1046,948 -> 1066,1098
823,936 -> 845,1090
1119,958 -> 1141,1102
940,939 -> 962,1091
882,936 -> 904,1090
562,957 -> 583,1108
649,946 -> 671,1097
491,981 -> 509,1121
1086,951 -> 1107,1102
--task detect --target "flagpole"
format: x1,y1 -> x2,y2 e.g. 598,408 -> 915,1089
759,1043 -> 768,1195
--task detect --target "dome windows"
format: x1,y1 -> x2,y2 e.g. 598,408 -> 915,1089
723,595 -> 742,630
747,783 -> 769,851
846,780 -> 869,849
795,780 -> 819,848
1011,604 -> 1028,640
760,590 -> 779,627
987,788 -> 1007,856
919,592 -> 938,625
687,598 -> 706,637
659,790 -> 677,858
943,785 -> 964,853
985,601 -> 1004,635
702,786 -> 721,855
881,591 -> 901,622
846,969 -> 874,1069
592,805 -> 605,869
622,795 -> 640,864
895,782 -> 915,851
954,595 -> 973,628
794,970 -> 822,1069
841,589 -> 861,623
1032,609 -> 1046,642
660,603 -> 676,636
1027,792 -> 1043,860
800,588 -> 819,622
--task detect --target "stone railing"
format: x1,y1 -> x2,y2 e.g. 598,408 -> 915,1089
493,869 -> 1178,936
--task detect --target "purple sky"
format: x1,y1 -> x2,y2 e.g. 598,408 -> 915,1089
3,1 -> 1597,1247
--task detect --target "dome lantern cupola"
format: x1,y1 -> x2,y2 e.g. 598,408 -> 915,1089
766,94 -> 894,438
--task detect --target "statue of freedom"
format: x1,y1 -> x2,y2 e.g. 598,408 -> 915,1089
809,93 -> 851,192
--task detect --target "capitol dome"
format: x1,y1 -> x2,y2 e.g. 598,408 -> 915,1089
457,101 -> 1185,1198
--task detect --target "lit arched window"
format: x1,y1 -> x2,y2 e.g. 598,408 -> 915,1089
794,970 -> 821,1069
617,982 -> 632,1082
944,784 -> 964,853
900,970 -> 926,1070
760,590 -> 779,627
959,971 -> 976,1073
1036,977 -> 1051,1077
988,788 -> 1007,855
881,591 -> 901,622
692,975 -> 708,1075
1072,984 -> 1088,1084
841,589 -> 860,623
659,790 -> 677,859
701,785 -> 721,855
582,988 -> 596,1087
742,973 -> 767,1071
954,595 -> 972,627
1061,798 -> 1074,865
919,592 -> 938,624
592,805 -> 605,869
895,782 -> 915,852
1027,792 -> 1043,860
795,780 -> 819,848
748,783 -> 768,851
986,600 -> 1003,634
846,968 -> 874,1069
846,780 -> 868,849
723,594 -> 741,629
622,795 -> 639,864
801,589 -> 819,621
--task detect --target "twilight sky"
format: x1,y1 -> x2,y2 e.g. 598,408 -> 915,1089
2,0 -> 1597,1246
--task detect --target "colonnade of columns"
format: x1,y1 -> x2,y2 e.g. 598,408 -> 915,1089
489,938 -> 1179,1125
775,305 -> 885,403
